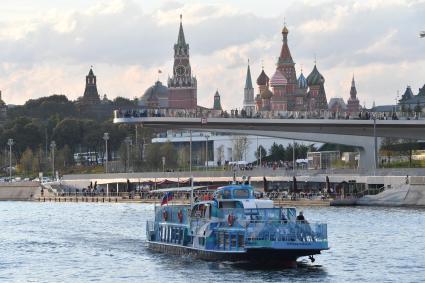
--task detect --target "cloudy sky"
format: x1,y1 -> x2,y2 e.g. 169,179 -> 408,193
0,0 -> 424,109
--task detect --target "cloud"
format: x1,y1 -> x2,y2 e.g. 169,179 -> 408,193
0,0 -> 424,110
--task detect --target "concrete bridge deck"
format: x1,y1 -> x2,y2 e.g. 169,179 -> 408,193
113,116 -> 425,170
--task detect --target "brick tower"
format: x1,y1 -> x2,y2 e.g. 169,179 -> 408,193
168,15 -> 197,109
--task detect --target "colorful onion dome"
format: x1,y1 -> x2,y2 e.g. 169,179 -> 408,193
270,69 -> 288,87
297,72 -> 308,89
282,25 -> 289,34
260,88 -> 273,99
306,65 -> 325,86
256,69 -> 269,86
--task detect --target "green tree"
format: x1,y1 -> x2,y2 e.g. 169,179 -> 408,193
20,148 -> 34,176
178,145 -> 190,169
113,97 -> 137,107
231,136 -> 250,161
52,118 -> 82,150
269,142 -> 287,161
380,138 -> 400,164
56,145 -> 74,171
144,143 -> 162,170
160,142 -> 178,169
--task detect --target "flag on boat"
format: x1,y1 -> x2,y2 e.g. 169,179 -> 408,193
161,192 -> 173,206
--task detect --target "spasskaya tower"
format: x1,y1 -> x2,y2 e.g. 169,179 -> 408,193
167,15 -> 197,109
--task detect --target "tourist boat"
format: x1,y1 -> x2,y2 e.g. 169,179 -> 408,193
146,184 -> 328,265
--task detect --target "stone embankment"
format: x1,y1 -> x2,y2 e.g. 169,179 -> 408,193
357,176 -> 425,207
0,182 -> 56,201
0,182 -> 44,201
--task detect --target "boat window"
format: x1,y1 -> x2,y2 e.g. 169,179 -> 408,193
233,188 -> 250,199
220,201 -> 242,209
223,190 -> 232,199
191,204 -> 211,219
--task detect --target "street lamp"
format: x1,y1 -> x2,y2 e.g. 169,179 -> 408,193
162,156 -> 166,172
103,133 -> 109,173
7,139 -> 14,181
373,114 -> 378,172
124,137 -> 132,172
292,140 -> 296,172
50,141 -> 56,180
205,134 -> 210,171
189,130 -> 192,173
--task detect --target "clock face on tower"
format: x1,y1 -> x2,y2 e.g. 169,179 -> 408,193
176,65 -> 186,76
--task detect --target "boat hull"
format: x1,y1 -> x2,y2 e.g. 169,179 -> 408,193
147,241 -> 323,265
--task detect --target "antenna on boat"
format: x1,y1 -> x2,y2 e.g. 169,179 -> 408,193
190,176 -> 194,206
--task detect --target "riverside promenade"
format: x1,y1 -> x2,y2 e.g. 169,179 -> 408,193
57,167 -> 425,207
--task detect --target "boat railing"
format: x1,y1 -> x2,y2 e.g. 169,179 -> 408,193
146,220 -> 155,232
210,220 -> 327,251
213,220 -> 327,242
244,222 -> 328,245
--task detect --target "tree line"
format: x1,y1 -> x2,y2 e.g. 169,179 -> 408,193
1,95 -> 152,177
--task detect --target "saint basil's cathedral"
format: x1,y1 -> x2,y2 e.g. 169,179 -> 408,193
243,24 -> 330,115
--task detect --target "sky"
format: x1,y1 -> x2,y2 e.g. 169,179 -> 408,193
0,0 -> 424,109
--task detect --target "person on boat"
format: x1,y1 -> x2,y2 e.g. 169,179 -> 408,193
280,208 -> 288,223
296,211 -> 305,222
296,211 -> 315,241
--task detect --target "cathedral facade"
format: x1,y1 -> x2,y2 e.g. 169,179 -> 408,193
244,25 -> 329,113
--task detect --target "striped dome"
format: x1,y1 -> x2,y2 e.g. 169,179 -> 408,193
270,70 -> 288,87
298,72 -> 308,89
306,65 -> 325,86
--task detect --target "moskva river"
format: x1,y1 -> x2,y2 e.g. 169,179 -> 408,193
0,202 -> 424,283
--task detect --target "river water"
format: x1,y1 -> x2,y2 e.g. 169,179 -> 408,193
0,202 -> 424,283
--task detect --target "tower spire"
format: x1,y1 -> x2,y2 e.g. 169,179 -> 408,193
245,59 -> 253,89
177,14 -> 186,46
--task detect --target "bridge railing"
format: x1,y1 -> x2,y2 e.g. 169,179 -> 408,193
114,108 -> 422,121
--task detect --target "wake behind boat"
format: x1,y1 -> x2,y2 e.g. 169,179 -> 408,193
146,183 -> 328,266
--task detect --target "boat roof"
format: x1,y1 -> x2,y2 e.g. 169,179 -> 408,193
149,186 -> 207,193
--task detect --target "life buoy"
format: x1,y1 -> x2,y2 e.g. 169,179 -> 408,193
162,209 -> 168,221
177,209 -> 183,223
227,214 -> 235,227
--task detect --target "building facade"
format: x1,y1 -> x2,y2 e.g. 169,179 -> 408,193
81,68 -> 101,105
213,90 -> 222,111
75,68 -> 114,120
398,85 -> 425,112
